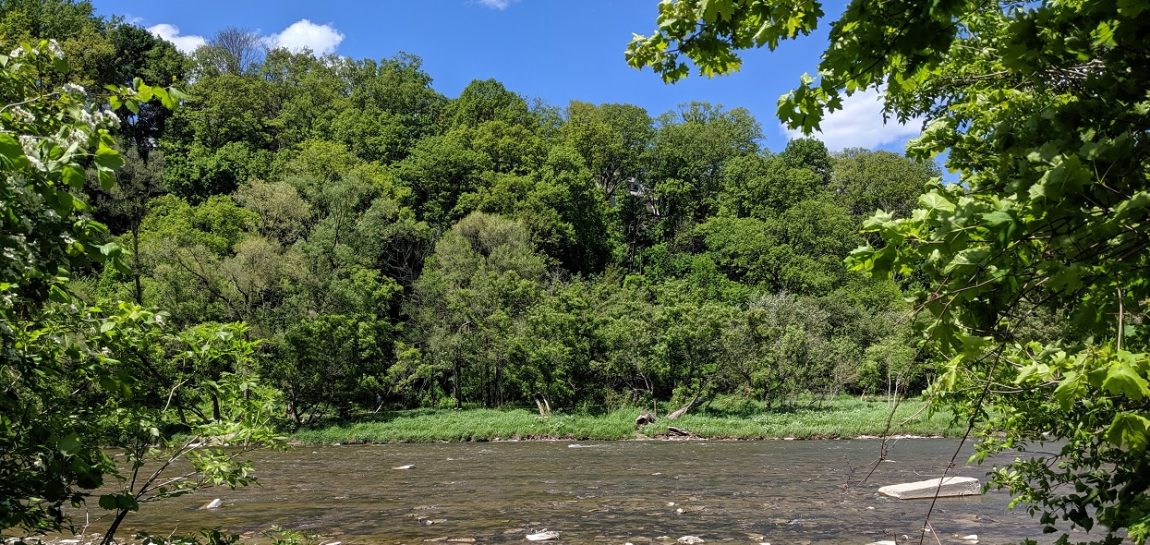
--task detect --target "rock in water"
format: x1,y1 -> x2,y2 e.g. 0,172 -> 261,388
877,476 -> 981,499
201,498 -> 222,510
677,536 -> 705,545
525,530 -> 560,541
392,464 -> 414,470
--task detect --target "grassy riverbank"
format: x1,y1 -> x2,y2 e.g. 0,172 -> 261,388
292,397 -> 962,444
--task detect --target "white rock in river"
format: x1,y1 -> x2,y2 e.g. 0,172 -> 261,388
877,476 -> 981,499
392,464 -> 414,470
677,536 -> 704,545
525,530 -> 559,541
201,498 -> 222,510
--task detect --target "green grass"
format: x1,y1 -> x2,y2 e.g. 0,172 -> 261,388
291,397 -> 962,445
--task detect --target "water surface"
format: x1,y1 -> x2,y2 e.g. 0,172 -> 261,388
78,439 -> 1078,545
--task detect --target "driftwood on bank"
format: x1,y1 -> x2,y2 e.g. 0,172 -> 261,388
665,392 -> 713,420
665,426 -> 696,438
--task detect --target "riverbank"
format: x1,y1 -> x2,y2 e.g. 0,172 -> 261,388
291,397 -> 961,444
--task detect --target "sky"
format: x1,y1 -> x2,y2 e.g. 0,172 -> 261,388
92,0 -> 928,155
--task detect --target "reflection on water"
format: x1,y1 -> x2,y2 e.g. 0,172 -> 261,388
69,439 -> 1075,544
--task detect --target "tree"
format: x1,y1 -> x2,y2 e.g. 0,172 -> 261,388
201,27 -> 264,75
830,148 -> 937,220
629,1 -> 1150,542
644,102 -> 761,236
562,101 -> 654,202
394,132 -> 492,227
716,152 -> 821,219
450,78 -> 534,129
408,212 -> 547,408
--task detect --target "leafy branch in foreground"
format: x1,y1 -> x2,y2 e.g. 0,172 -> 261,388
1,40 -> 281,543
631,1 -> 1150,543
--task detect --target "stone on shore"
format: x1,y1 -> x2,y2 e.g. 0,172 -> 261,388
877,476 -> 981,499
677,536 -> 704,545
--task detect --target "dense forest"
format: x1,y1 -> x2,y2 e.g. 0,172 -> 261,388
2,2 -> 938,426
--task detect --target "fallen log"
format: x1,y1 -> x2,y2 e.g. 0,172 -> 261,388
665,393 -> 713,420
665,426 -> 695,437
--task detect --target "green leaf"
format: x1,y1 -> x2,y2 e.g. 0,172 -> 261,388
0,133 -> 30,169
97,166 -> 117,190
700,0 -> 735,23
58,433 -> 81,456
98,242 -> 120,257
981,210 -> 1013,226
61,165 -> 85,189
919,191 -> 955,213
94,136 -> 123,172
1029,155 -> 1089,201
1091,21 -> 1117,48
1105,413 -> 1150,451
1053,371 -> 1083,411
1102,362 -> 1150,400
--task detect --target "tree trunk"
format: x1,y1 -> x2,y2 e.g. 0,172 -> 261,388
100,508 -> 130,545
131,219 -> 143,305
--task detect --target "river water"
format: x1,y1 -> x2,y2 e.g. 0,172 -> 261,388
71,439 -> 1078,545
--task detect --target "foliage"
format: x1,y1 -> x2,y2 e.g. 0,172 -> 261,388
1,40 -> 279,543
630,0 -> 1150,542
1,12 -> 957,541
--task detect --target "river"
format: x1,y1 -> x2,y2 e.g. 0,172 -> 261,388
67,439 -> 1081,545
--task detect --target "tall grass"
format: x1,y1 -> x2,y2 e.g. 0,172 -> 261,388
291,397 -> 959,445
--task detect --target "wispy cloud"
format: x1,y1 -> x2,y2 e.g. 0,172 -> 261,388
781,87 -> 923,151
147,23 -> 206,54
266,19 -> 344,55
475,0 -> 519,10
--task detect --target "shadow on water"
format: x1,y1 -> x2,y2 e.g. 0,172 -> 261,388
66,439 -> 1082,545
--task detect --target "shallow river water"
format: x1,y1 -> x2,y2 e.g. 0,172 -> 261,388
72,439 -> 1082,545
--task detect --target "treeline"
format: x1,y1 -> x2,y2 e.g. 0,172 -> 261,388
4,1 -> 939,425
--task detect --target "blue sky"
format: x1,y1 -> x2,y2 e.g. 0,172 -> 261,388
92,0 -> 926,155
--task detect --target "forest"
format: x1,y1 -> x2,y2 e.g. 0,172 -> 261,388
3,2 -> 938,425
3,0 -> 1147,543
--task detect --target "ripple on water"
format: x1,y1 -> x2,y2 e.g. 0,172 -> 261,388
56,440 -> 1082,544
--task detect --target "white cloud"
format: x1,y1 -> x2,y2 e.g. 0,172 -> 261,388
475,0 -> 519,10
781,87 -> 924,151
147,23 -> 206,54
266,19 -> 344,55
